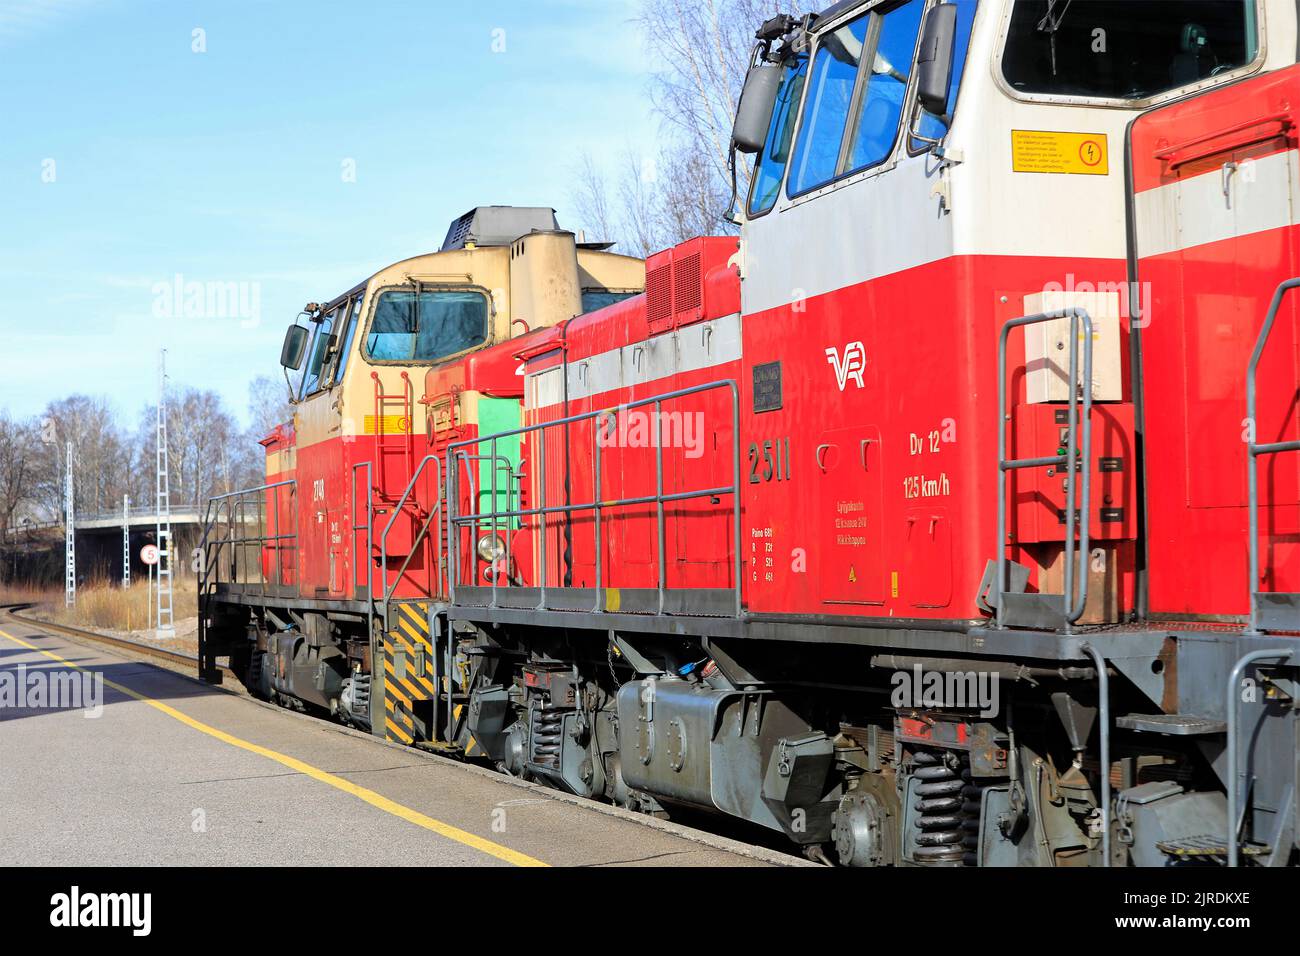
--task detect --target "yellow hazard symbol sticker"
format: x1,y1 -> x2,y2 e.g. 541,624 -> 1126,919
848,566 -> 857,583
1011,130 -> 1108,175
891,571 -> 899,598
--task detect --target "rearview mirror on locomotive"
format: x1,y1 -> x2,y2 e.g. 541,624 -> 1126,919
915,1 -> 957,119
280,323 -> 309,370
732,60 -> 785,154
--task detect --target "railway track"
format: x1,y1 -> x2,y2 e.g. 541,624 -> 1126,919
0,604 -> 232,678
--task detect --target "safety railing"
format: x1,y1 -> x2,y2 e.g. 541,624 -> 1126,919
378,454 -> 443,607
446,379 -> 743,617
1245,278 -> 1300,633
995,308 -> 1093,630
199,479 -> 297,601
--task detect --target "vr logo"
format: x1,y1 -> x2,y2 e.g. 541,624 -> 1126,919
826,341 -> 866,390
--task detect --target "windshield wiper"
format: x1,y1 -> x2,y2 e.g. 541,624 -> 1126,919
1036,0 -> 1075,76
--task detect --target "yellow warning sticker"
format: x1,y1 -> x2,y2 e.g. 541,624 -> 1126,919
1011,130 -> 1109,175
890,571 -> 899,598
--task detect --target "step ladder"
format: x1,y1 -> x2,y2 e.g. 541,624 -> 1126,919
370,370 -> 414,505
993,307 -> 1094,631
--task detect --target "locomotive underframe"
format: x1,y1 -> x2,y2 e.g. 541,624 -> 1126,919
202,582 -> 1300,867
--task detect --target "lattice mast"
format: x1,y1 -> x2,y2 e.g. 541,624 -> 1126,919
64,441 -> 75,608
155,350 -> 175,635
122,494 -> 131,588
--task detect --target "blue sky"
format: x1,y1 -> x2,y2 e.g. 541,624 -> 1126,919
0,0 -> 655,426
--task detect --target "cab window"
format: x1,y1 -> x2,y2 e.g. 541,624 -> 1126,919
788,0 -> 928,197
1001,0 -> 1259,101
365,288 -> 489,363
788,13 -> 870,194
845,0 -> 925,171
326,295 -> 362,385
299,310 -> 335,397
581,289 -> 640,314
747,53 -> 809,215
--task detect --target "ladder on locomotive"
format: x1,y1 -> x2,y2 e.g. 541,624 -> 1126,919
370,370 -> 415,505
990,307 -> 1095,632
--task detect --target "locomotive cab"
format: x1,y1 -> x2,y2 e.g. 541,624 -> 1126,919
200,206 -> 644,736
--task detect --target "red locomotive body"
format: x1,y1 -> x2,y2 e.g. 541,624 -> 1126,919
202,1 -> 1300,867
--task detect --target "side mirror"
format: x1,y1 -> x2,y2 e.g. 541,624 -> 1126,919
915,2 -> 957,119
280,324 -> 309,370
731,61 -> 785,154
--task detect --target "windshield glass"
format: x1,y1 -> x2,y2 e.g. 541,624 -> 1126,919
581,289 -> 640,314
1002,0 -> 1258,101
366,289 -> 488,363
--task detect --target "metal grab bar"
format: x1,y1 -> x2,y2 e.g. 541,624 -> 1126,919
378,454 -> 443,606
350,461 -> 373,646
1079,642 -> 1110,867
996,308 -> 1094,628
200,479 -> 297,597
445,379 -> 743,616
1245,278 -> 1300,633
1226,647 -> 1294,866
448,451 -> 518,608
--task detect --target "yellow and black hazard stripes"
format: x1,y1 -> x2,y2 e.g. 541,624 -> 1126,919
383,601 -> 437,744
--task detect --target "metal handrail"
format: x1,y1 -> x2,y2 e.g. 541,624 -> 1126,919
351,461 -> 374,649
446,379 -> 743,616
1079,642 -> 1110,866
996,308 -> 1094,628
1245,278 -> 1300,633
378,454 -> 443,606
200,479 -> 297,598
1226,647 -> 1294,865
448,452 -> 518,609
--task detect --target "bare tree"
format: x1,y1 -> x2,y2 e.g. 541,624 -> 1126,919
570,1 -> 806,255
0,412 -> 35,531
247,374 -> 293,439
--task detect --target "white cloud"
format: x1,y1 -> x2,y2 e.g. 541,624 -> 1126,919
0,0 -> 105,44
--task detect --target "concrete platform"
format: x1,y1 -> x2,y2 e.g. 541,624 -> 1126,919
0,614 -> 789,868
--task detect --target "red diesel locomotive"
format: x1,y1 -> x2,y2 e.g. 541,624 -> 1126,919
202,0 -> 1300,866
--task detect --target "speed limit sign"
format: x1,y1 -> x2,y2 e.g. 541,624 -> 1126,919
140,544 -> 160,566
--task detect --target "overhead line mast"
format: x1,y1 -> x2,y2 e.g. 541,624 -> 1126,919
156,349 -> 175,636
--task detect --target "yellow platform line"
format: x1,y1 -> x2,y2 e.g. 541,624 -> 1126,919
0,625 -> 546,868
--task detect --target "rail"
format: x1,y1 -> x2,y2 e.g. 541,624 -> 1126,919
446,379 -> 743,617
199,479 -> 297,600
378,454 -> 443,606
446,452 -> 517,606
1245,278 -> 1300,633
1225,647 -> 1294,865
995,308 -> 1094,630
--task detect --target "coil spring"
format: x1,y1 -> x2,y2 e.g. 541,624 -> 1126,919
913,750 -> 990,866
530,702 -> 566,768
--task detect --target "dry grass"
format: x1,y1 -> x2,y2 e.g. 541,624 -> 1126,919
0,582 -> 61,609
1,579 -> 197,633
